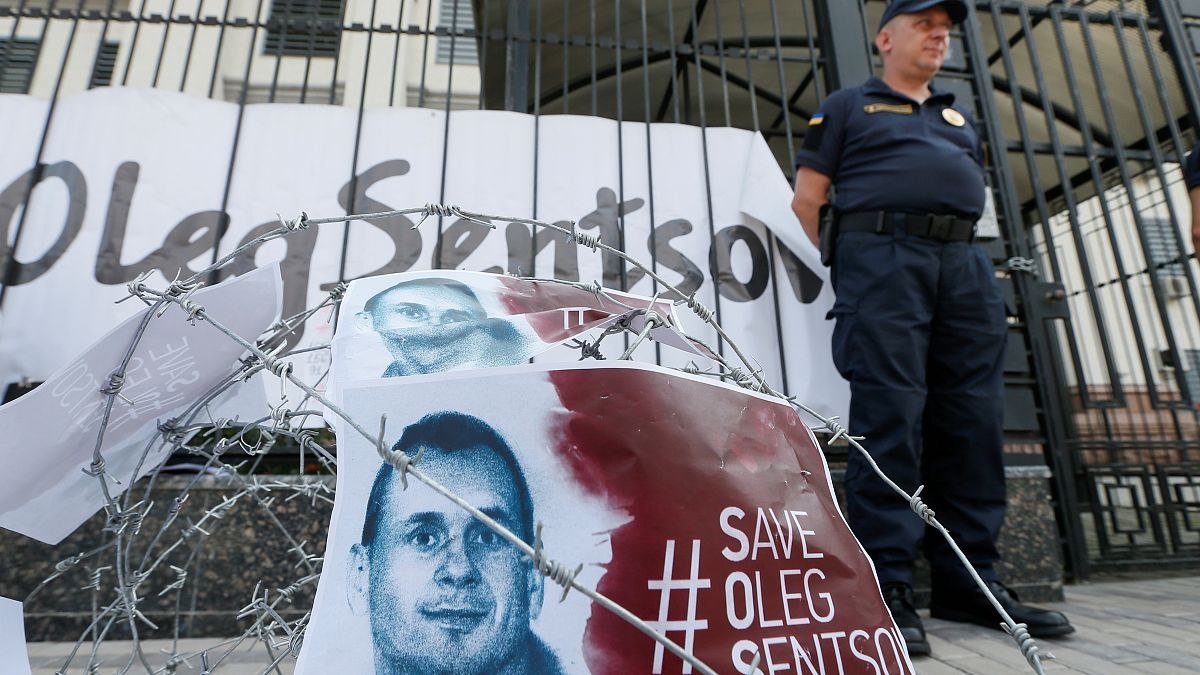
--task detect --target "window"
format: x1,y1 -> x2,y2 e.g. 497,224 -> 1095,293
1184,349 -> 1200,403
406,86 -> 477,110
264,0 -> 344,58
435,0 -> 478,65
0,38 -> 40,94
224,79 -> 344,105
89,41 -> 120,89
1144,217 -> 1186,278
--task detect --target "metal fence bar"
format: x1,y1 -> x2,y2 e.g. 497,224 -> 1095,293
1076,10 -> 1177,413
118,0 -> 148,87
334,0 -> 378,289
530,0 -> 542,279
1136,12 -> 1200,460
988,3 -> 1096,417
684,0 -> 724,359
613,0 -> 628,298
660,0 -> 681,123
637,0 -> 663,364
1045,6 -> 1148,417
730,0 -> 790,394
208,0 -> 265,285
1016,3 -> 1128,411
1114,12 -> 1200,409
434,0 -> 462,270
959,2 -> 1093,578
0,0 -> 65,307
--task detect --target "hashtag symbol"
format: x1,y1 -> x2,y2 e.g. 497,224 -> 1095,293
646,539 -> 711,674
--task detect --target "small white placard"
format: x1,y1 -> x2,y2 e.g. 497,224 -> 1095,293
0,597 -> 32,675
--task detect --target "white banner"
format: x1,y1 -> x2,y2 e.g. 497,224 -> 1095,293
0,88 -> 846,419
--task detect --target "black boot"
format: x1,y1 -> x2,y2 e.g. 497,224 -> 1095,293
882,583 -> 930,656
930,581 -> 1075,638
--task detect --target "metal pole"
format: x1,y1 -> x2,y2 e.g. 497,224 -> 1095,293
813,0 -> 871,90
961,1 -> 1092,580
1150,0 -> 1200,132
504,0 -> 529,112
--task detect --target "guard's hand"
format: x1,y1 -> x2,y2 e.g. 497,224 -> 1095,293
792,168 -> 831,248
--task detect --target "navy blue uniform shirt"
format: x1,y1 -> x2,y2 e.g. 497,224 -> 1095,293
1185,140 -> 1200,190
795,77 -> 986,219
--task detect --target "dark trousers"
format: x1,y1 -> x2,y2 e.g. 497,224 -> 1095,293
829,228 -> 1007,592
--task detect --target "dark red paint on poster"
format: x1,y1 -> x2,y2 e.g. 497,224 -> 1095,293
549,366 -> 913,675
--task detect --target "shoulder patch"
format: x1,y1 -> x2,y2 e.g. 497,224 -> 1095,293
802,122 -> 825,152
808,112 -> 825,126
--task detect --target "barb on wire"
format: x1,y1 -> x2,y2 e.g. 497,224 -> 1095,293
375,414 -> 425,490
526,522 -> 584,603
567,338 -> 606,361
277,212 -> 309,232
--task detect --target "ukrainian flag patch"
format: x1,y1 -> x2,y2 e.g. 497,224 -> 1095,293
809,113 -> 825,126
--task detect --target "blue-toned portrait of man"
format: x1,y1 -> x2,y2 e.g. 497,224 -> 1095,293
355,278 -> 531,378
346,411 -> 565,675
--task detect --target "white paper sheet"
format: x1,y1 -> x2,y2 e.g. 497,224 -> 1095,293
0,597 -> 32,675
0,265 -> 281,544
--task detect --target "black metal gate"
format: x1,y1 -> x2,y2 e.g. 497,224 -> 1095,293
959,0 -> 1200,575
779,0 -> 1200,575
4,0 -> 1200,575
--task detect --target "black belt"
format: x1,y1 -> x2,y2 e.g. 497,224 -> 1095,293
839,211 -> 976,243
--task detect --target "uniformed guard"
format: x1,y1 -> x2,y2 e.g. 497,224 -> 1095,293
790,0 -> 1073,656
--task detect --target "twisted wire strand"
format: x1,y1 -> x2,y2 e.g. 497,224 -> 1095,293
1005,622 -> 1052,670
99,373 -> 126,396
221,204 -> 1049,673
677,292 -> 715,323
32,201 -> 1046,675
571,228 -> 602,251
277,212 -> 309,231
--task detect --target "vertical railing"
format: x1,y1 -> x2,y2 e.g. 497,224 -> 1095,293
969,0 -> 1200,570
6,0 -> 1195,572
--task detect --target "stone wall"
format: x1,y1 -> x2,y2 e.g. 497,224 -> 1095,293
1,467 -> 1063,641
828,466 -> 1066,607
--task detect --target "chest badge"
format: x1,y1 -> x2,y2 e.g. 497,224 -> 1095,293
864,103 -> 913,115
942,108 -> 966,127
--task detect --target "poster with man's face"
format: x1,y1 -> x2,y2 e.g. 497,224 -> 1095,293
332,271 -> 702,383
298,362 -> 914,675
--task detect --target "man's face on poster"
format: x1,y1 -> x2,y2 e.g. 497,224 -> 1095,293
358,280 -> 492,374
350,446 -> 541,674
